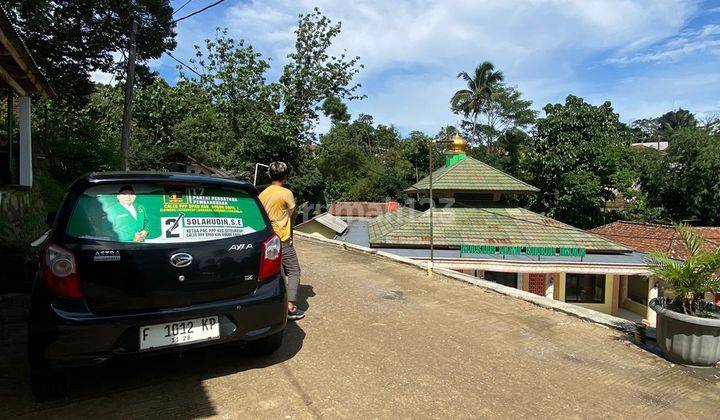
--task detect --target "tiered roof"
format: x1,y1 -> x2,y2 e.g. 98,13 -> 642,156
406,156 -> 538,194
369,207 -> 630,253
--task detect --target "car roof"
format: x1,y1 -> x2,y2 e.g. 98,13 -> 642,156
68,172 -> 257,194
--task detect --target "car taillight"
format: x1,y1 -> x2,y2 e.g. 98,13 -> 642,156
42,243 -> 83,299
258,234 -> 282,281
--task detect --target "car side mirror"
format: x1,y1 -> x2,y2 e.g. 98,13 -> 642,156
46,211 -> 57,227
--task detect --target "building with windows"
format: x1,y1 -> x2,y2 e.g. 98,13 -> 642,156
335,134 -> 656,323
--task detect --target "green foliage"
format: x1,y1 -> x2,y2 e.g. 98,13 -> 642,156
182,29 -> 289,175
469,128 -> 531,178
288,161 -> 325,206
316,115 -> 425,203
657,108 -> 698,140
465,85 -> 537,144
42,94 -> 122,180
450,61 -> 504,144
525,95 -> 633,229
634,127 -> 720,224
322,95 -> 351,125
631,108 -> 698,143
6,0 -> 176,102
648,225 -> 720,315
280,8 -> 364,143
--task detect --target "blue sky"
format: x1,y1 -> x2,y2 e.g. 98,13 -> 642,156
117,0 -> 720,135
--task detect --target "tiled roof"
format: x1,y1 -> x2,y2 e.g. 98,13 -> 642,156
368,207 -> 421,242
329,201 -> 399,218
369,206 -> 629,252
590,221 -> 720,260
406,157 -> 539,194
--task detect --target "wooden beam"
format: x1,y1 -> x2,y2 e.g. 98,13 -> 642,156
0,64 -> 26,96
0,27 -> 52,97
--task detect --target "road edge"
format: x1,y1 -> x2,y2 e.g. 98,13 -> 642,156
294,231 -> 637,333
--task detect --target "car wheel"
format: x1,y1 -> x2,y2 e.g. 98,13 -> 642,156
30,369 -> 68,401
247,330 -> 284,356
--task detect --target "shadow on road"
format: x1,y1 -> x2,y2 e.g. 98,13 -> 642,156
1,291 -> 311,417
295,284 -> 316,311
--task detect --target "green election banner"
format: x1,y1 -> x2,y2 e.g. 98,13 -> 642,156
67,184 -> 266,243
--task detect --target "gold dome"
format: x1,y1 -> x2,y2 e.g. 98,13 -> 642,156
447,133 -> 467,154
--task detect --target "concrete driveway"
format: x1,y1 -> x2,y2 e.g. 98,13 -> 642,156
2,237 -> 719,418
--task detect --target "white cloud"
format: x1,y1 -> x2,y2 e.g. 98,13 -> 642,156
607,24 -> 720,64
89,51 -> 123,85
225,0 -> 695,76
89,70 -> 116,85
163,0 -> 716,133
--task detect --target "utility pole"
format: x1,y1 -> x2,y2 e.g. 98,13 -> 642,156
120,20 -> 137,171
428,139 -> 434,276
6,91 -> 13,183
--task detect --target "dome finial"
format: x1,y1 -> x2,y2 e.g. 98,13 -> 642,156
448,133 -> 467,154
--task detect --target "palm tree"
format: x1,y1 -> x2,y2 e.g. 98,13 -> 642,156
647,224 -> 720,315
450,62 -> 504,144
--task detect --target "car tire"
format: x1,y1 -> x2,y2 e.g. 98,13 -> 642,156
247,330 -> 284,356
30,369 -> 68,401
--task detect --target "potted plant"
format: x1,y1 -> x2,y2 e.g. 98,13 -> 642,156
648,224 -> 720,367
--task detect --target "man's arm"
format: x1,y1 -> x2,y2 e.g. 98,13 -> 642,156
286,191 -> 297,219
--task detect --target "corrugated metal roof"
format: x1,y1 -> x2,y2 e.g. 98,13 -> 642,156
406,157 -> 539,194
301,212 -> 348,234
368,206 -> 629,253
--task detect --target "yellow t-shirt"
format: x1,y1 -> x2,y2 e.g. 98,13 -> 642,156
258,185 -> 296,242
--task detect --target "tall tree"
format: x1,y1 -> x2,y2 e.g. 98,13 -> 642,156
450,61 -> 504,144
525,95 -> 633,229
6,0 -> 176,102
471,85 -> 536,143
636,127 -> 720,224
631,108 -> 698,144
316,114 -> 416,203
280,8 -> 364,144
657,108 -> 698,140
182,29 -> 288,174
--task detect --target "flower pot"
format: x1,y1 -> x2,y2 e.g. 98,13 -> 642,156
650,298 -> 720,367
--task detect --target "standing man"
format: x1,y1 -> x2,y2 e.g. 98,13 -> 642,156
258,162 -> 305,321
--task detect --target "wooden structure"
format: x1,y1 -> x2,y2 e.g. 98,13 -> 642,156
0,5 -> 55,188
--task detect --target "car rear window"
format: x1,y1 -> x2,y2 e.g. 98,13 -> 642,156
66,183 -> 267,243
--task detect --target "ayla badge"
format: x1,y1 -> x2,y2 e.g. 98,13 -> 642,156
228,243 -> 253,252
94,250 -> 121,262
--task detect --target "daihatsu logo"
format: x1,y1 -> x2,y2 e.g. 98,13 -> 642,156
170,253 -> 193,268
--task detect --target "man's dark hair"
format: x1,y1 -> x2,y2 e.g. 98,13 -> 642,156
118,185 -> 135,194
268,162 -> 289,181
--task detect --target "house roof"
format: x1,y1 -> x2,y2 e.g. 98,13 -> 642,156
368,206 -> 630,253
631,141 -> 668,151
0,5 -> 54,97
164,150 -> 230,177
368,207 -> 421,242
590,221 -> 720,260
329,201 -> 399,218
297,212 -> 348,235
405,156 -> 539,194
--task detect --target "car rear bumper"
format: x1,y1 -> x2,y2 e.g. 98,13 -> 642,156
29,276 -> 287,369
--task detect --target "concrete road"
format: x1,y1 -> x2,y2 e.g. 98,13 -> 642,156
2,237 -> 720,418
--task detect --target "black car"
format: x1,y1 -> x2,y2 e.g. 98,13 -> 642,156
28,172 -> 287,400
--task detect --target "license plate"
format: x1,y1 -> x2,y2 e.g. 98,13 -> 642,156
139,316 -> 220,351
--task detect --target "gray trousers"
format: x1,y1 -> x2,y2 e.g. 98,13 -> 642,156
281,240 -> 300,301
